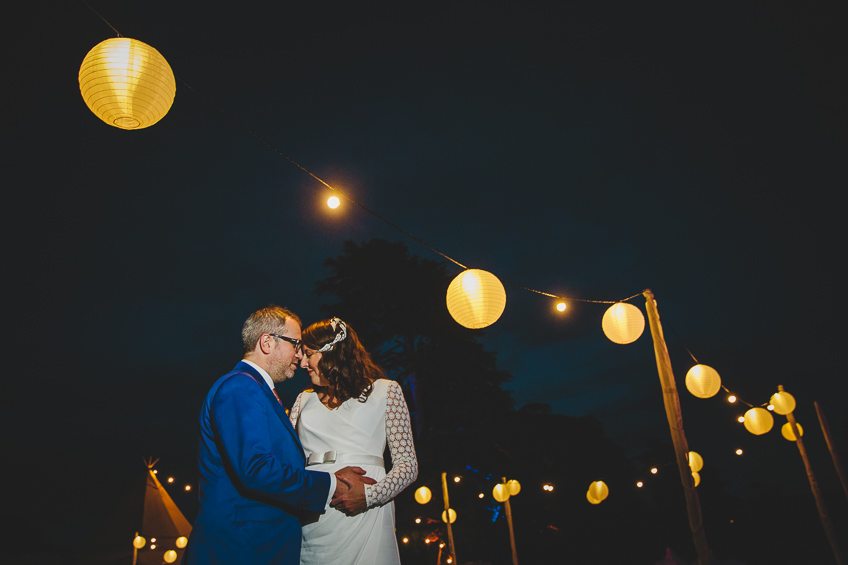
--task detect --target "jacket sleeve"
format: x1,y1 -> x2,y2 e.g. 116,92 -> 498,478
211,374 -> 330,512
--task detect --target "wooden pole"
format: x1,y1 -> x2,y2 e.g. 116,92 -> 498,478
643,290 -> 710,565
502,477 -> 519,565
815,401 -> 848,503
441,472 -> 457,564
782,388 -> 845,565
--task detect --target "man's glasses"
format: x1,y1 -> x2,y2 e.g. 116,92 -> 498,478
269,334 -> 302,352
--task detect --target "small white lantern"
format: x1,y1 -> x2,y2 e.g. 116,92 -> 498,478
588,480 -> 609,502
781,422 -> 804,441
446,269 -> 506,329
685,365 -> 721,399
441,508 -> 457,523
493,483 -> 510,502
687,451 -> 704,473
414,486 -> 431,504
601,303 -> 645,344
743,407 -> 774,435
770,391 -> 796,415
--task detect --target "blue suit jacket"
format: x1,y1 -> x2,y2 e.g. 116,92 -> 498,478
182,361 -> 331,565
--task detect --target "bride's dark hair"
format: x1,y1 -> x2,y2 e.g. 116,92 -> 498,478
302,319 -> 384,403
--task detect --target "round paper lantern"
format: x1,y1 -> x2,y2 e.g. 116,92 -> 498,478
414,486 -> 432,504
586,490 -> 601,505
79,38 -> 176,130
493,483 -> 510,502
446,269 -> 506,329
164,550 -> 178,563
691,472 -> 701,487
441,508 -> 457,523
770,391 -> 796,415
781,422 -> 804,441
132,536 -> 146,549
175,536 -> 188,549
743,407 -> 774,435
506,479 -> 521,496
601,303 -> 645,344
685,364 -> 721,399
588,480 -> 609,502
688,451 -> 703,473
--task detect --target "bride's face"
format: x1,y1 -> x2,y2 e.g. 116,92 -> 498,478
300,348 -> 329,387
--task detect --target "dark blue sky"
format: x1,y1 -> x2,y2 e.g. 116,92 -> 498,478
6,0 -> 847,548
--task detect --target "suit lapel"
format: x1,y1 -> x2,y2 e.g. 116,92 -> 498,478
233,362 -> 305,457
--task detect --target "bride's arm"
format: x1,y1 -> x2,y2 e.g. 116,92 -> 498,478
365,380 -> 419,507
289,391 -> 306,428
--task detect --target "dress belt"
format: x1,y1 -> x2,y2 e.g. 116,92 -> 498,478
306,450 -> 384,468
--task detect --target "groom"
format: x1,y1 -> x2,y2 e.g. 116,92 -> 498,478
182,305 -> 374,564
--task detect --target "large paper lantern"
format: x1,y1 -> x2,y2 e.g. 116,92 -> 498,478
685,364 -> 721,398
441,508 -> 457,523
414,486 -> 432,504
164,550 -> 178,563
687,451 -> 703,473
770,391 -> 796,415
175,536 -> 188,549
446,269 -> 506,329
601,303 -> 645,344
586,490 -> 601,504
781,422 -> 804,441
743,407 -> 774,435
588,480 -> 609,502
79,38 -> 176,130
493,483 -> 510,502
132,536 -> 146,549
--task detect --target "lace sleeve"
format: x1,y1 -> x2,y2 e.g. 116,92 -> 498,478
289,391 -> 306,428
365,380 -> 419,507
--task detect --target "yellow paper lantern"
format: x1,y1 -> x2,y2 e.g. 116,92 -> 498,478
493,483 -> 510,502
770,391 -> 796,415
79,38 -> 176,130
586,490 -> 601,505
691,472 -> 701,487
601,303 -> 645,344
688,451 -> 704,473
446,269 -> 506,329
743,407 -> 774,435
132,535 -> 146,549
414,486 -> 432,504
441,508 -> 457,523
781,422 -> 804,441
163,550 -> 178,563
685,364 -> 721,399
175,536 -> 188,549
506,479 -> 521,496
588,480 -> 609,502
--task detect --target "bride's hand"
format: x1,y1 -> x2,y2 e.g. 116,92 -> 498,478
331,467 -> 373,516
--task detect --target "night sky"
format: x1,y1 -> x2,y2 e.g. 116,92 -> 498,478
6,0 -> 848,560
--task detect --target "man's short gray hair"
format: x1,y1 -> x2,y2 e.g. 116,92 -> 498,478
242,305 -> 302,355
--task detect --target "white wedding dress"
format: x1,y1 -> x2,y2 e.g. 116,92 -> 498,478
290,379 -> 418,565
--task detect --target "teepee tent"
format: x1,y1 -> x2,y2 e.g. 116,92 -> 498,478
133,458 -> 192,565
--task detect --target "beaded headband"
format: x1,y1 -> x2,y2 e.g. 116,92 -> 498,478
318,317 -> 347,352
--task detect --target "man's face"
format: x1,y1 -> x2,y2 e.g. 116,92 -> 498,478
268,317 -> 303,383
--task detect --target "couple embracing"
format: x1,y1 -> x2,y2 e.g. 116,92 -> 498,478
182,305 -> 418,564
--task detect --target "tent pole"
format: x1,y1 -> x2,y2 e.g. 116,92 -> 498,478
643,289 -> 710,565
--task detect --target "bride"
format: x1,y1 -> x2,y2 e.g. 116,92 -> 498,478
289,317 -> 418,565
